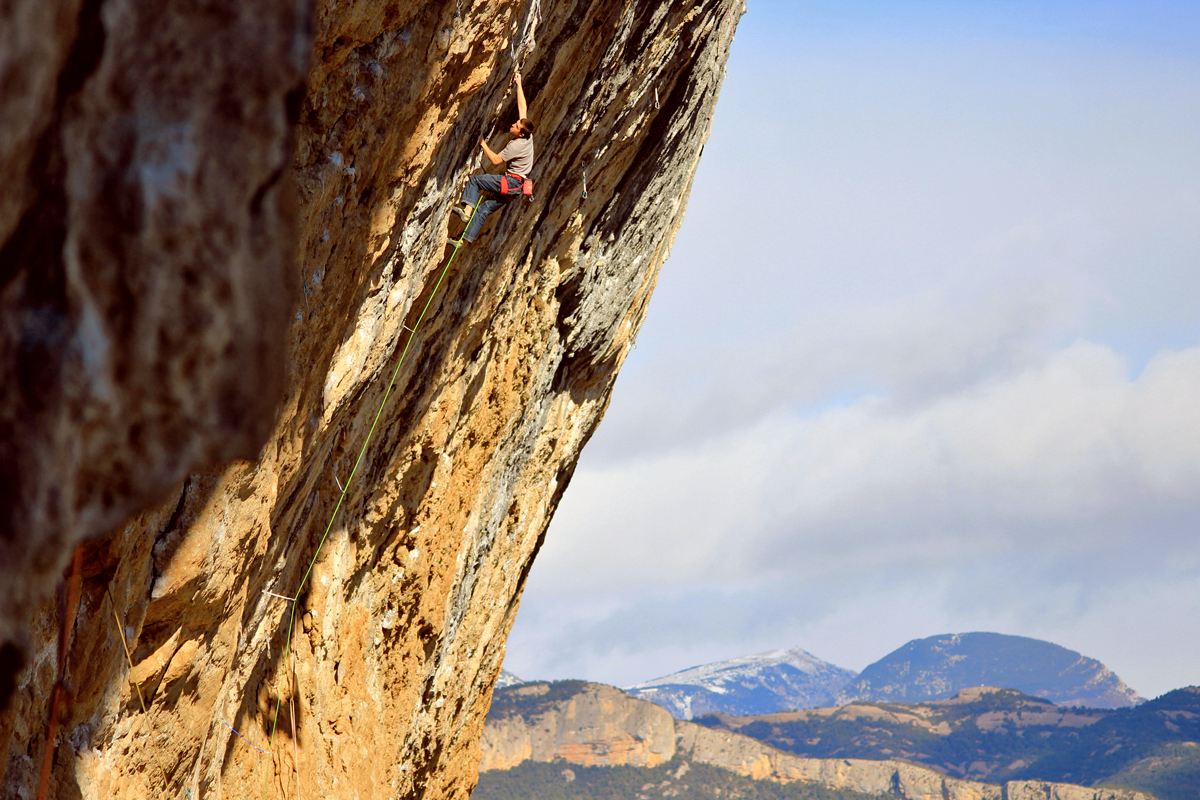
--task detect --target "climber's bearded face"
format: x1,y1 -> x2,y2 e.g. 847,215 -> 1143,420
509,120 -> 525,138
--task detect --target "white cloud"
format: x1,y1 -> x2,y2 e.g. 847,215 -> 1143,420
545,342 -> 1200,587
592,276 -> 1098,463
508,342 -> 1200,693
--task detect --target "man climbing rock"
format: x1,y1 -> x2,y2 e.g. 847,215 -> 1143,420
449,69 -> 534,247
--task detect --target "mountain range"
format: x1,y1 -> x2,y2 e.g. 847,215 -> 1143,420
625,647 -> 857,719
607,633 -> 1141,720
836,632 -> 1142,708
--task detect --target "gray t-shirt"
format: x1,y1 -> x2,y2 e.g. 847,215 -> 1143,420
497,136 -> 534,178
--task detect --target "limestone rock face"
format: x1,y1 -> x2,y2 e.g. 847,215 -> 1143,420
675,721 -> 1002,800
0,0 -> 744,797
675,724 -> 1154,800
480,682 -> 677,770
1003,783 -> 1151,800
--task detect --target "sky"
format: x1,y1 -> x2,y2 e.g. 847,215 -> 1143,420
503,0 -> 1200,700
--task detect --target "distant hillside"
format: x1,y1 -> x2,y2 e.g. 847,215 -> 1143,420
698,685 -> 1200,800
480,681 -> 1154,800
836,633 -> 1141,708
626,648 -> 857,719
1014,687 -> 1200,800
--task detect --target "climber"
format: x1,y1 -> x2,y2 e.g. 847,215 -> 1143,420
449,68 -> 534,247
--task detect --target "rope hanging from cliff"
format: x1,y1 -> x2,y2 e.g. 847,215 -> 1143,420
35,545 -> 84,800
259,203 -> 482,788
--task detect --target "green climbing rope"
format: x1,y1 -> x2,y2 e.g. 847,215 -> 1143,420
260,201 -> 479,791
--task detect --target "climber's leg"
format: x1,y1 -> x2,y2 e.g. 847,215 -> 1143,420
460,174 -> 504,213
463,197 -> 507,243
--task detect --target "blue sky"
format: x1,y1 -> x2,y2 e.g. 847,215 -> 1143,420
504,1 -> 1200,699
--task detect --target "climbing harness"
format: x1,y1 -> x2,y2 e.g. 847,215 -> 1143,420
500,172 -> 533,199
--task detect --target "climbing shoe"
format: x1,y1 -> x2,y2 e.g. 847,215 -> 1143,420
447,235 -> 467,247
452,205 -> 472,223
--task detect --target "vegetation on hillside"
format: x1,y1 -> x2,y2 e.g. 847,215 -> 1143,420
486,681 -> 591,723
473,759 -> 889,800
1016,688 -> 1200,800
696,687 -> 1200,800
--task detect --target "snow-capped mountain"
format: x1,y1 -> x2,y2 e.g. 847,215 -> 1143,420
625,647 -> 857,719
495,669 -> 526,689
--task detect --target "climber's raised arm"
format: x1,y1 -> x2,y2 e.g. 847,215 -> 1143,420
515,70 -> 528,121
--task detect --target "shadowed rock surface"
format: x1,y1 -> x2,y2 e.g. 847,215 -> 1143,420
0,0 -> 745,797
0,0 -> 307,722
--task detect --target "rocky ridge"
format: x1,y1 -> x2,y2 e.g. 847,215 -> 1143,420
1,0 -> 744,797
480,681 -> 1153,800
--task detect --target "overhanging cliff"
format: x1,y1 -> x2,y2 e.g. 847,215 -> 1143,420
0,0 -> 744,797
